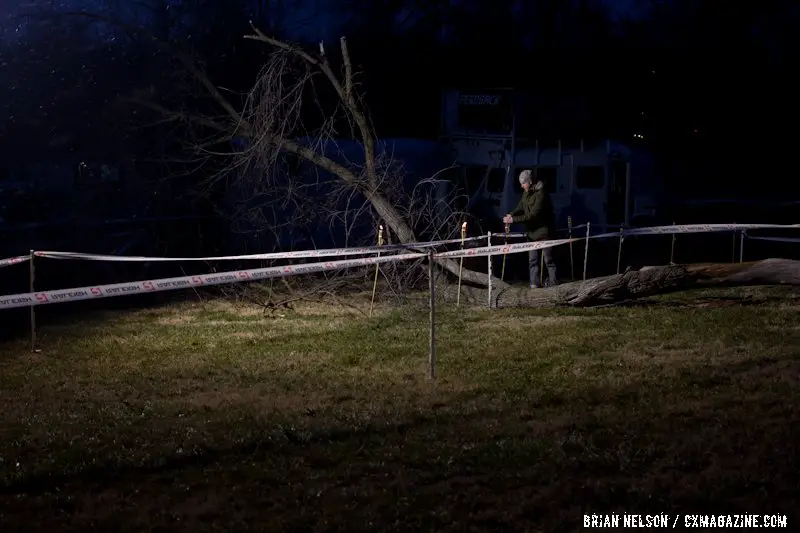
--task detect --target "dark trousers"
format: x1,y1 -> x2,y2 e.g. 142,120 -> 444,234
528,246 -> 557,287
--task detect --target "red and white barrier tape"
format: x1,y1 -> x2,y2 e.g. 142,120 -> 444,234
494,225 -> 618,240
435,233 -> 619,259
2,222 -> 799,310
505,223 -> 799,240
622,223 -> 799,236
435,223 -> 799,259
34,235 -> 486,263
28,224 -> 798,264
744,234 -> 800,243
0,252 -> 426,310
0,255 -> 29,268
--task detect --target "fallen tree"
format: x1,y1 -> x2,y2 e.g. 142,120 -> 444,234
440,258 -> 800,308
61,9 -> 505,296
231,28 -> 502,289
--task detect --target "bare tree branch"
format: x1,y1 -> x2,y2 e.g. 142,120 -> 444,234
82,13 -> 505,290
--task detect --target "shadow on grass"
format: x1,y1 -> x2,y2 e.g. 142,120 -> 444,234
0,287 -> 798,531
1,373 -> 798,532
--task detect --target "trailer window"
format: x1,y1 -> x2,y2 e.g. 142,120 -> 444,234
575,166 -> 605,189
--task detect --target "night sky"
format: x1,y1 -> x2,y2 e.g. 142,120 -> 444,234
1,0 -> 798,199
0,0 -> 646,42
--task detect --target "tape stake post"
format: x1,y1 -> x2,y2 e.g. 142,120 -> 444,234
670,221 -> 676,264
29,250 -> 36,352
583,222 -> 591,281
739,231 -> 745,263
501,223 -> 510,282
616,227 -> 624,275
428,250 -> 436,381
456,222 -> 466,308
568,216 -> 575,280
539,250 -> 544,286
487,231 -> 493,309
731,225 -> 737,263
369,225 -> 383,317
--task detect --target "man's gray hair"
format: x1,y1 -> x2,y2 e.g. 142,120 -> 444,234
518,169 -> 533,185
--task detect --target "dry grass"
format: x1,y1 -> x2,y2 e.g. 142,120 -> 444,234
0,286 -> 798,532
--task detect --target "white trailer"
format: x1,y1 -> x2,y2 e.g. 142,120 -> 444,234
437,88 -> 661,230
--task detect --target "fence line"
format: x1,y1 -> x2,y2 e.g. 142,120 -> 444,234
2,222 -> 799,372
743,233 -> 800,244
3,224 -> 799,304
0,255 -> 29,268
2,222 -> 797,311
0,252 -> 427,311
8,222 -> 795,269
34,234 -> 487,263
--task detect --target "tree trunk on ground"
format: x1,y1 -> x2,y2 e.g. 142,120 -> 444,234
440,259 -> 800,308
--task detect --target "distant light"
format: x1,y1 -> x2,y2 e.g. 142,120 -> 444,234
633,133 -> 644,139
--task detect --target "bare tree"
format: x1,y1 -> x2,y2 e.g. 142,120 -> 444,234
123,20 -> 502,288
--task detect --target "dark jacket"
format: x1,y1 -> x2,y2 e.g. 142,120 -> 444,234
509,182 -> 555,241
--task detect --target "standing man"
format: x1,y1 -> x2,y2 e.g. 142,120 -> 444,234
503,170 -> 558,288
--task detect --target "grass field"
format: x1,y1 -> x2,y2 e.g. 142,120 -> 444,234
1,286 -> 798,531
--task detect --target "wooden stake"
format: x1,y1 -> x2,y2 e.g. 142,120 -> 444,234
29,250 -> 36,352
428,250 -> 436,380
583,222 -> 591,281
369,225 -> 383,316
670,221 -> 676,264
456,222 -> 467,308
487,232 -> 493,308
568,216 -> 575,280
739,231 -> 745,263
501,223 -> 510,281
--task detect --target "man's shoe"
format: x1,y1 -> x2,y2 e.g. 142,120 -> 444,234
530,284 -> 540,289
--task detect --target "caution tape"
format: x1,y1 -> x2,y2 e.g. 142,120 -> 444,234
504,232 -> 550,239
0,255 -> 29,268
623,223 -> 799,236
506,223 -> 800,240
3,222 -> 799,310
0,252 -> 426,311
501,229 -> 574,239
744,234 -> 800,243
34,223 -> 798,264
34,235 -> 486,263
503,224 -> 625,240
435,233 -> 620,259
435,223 -> 800,259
